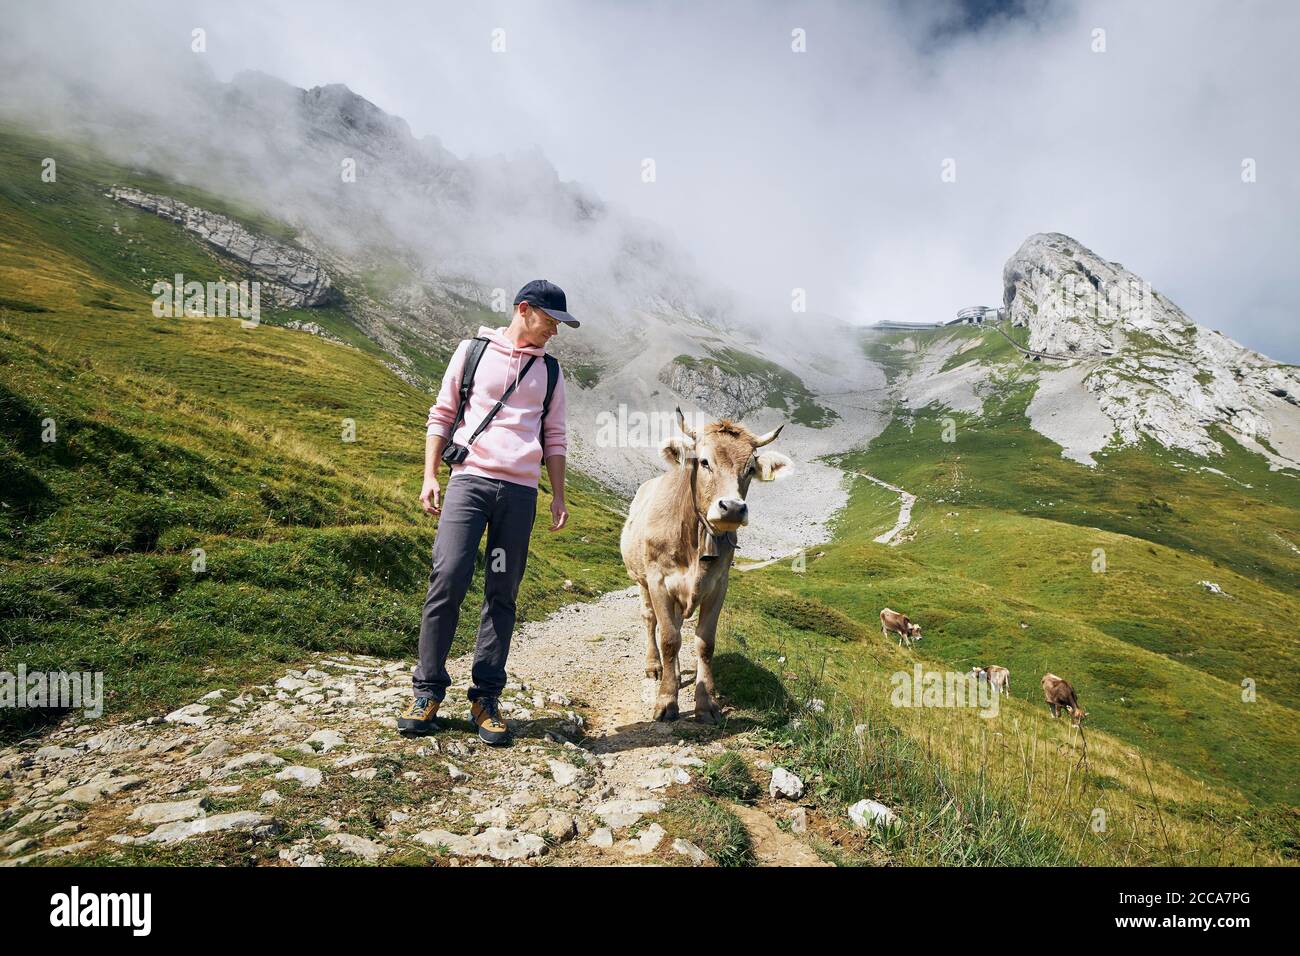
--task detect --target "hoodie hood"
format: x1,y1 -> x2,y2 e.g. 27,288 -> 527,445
477,325 -> 544,408
478,325 -> 547,356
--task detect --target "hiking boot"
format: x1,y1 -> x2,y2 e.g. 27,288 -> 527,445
397,696 -> 440,735
470,696 -> 511,745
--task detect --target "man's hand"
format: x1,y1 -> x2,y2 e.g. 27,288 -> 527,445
420,434 -> 447,516
420,476 -> 441,515
544,454 -> 568,531
549,495 -> 568,532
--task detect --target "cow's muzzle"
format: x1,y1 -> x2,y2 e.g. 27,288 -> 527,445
709,497 -> 748,530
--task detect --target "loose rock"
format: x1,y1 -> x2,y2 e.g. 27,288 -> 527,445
672,838 -> 710,864
325,832 -> 387,862
594,799 -> 663,830
274,766 -> 323,788
139,811 -> 274,844
769,768 -> 804,800
848,799 -> 899,830
623,823 -> 666,856
128,797 -> 207,825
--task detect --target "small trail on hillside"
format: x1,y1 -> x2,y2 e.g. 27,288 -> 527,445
0,588 -> 833,868
733,470 -> 918,567
852,471 -> 917,546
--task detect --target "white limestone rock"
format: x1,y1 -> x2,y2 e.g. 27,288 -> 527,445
768,768 -> 804,800
1004,232 -> 1300,466
62,775 -> 144,804
273,766 -> 323,788
139,811 -> 274,844
163,704 -> 212,727
413,827 -> 546,861
128,797 -> 207,824
594,799 -> 663,830
672,838 -> 710,864
324,832 -> 387,862
622,822 -> 666,857
848,799 -> 899,830
109,187 -> 336,308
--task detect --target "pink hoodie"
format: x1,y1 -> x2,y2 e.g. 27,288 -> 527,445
425,326 -> 567,489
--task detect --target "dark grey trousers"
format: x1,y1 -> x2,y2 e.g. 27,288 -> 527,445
412,473 -> 537,702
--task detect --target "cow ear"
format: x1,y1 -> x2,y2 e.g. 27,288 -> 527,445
755,451 -> 793,481
661,436 -> 694,468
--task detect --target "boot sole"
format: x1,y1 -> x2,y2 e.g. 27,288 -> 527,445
398,718 -> 438,736
476,725 -> 510,746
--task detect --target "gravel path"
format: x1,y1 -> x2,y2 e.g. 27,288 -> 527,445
0,588 -> 836,868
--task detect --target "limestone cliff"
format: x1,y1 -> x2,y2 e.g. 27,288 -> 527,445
109,186 -> 337,309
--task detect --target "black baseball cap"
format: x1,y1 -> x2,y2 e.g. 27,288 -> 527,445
514,279 -> 580,327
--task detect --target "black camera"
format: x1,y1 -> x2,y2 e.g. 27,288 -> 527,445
441,442 -> 469,465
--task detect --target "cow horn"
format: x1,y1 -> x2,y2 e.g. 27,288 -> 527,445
675,406 -> 696,440
753,423 -> 784,447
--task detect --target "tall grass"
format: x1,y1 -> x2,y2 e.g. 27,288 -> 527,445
719,574 -> 1292,865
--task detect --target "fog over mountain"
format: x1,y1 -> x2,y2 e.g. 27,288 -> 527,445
1,0 -> 1296,361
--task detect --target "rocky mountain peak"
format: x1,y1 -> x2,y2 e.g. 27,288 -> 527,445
1003,232 -> 1195,357
1005,232 -> 1299,467
300,82 -> 414,146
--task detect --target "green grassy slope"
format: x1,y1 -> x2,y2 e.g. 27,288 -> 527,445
0,129 -> 628,742
718,327 -> 1299,863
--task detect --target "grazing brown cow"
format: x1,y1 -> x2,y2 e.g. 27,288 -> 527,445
621,409 -> 792,722
1041,673 -> 1086,723
880,608 -> 922,648
971,665 -> 1011,697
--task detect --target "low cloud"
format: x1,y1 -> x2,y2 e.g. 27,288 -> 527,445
1,0 -> 1295,359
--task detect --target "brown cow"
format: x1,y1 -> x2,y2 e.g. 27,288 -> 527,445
880,608 -> 922,648
1041,673 -> 1086,723
971,665 -> 1011,697
621,409 -> 791,722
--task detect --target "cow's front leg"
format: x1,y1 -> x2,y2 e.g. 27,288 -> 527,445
649,586 -> 684,721
693,591 -> 725,724
654,626 -> 681,721
638,582 -> 660,680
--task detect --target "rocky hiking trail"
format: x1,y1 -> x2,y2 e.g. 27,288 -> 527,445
0,588 -> 843,868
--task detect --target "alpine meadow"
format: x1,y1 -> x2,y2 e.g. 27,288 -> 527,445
0,1 -> 1297,887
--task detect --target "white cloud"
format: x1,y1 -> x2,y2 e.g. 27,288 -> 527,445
2,0 -> 1295,359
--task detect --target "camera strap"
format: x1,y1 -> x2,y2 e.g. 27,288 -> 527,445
464,354 -> 538,446
446,337 -> 557,451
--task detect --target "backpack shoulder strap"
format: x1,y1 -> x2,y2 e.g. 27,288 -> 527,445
541,354 -> 560,423
450,337 -> 490,432
460,337 -> 490,397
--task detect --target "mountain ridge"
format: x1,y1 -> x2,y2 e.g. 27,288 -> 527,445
1002,232 -> 1300,468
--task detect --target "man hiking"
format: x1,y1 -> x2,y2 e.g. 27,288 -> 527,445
398,280 -> 576,744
